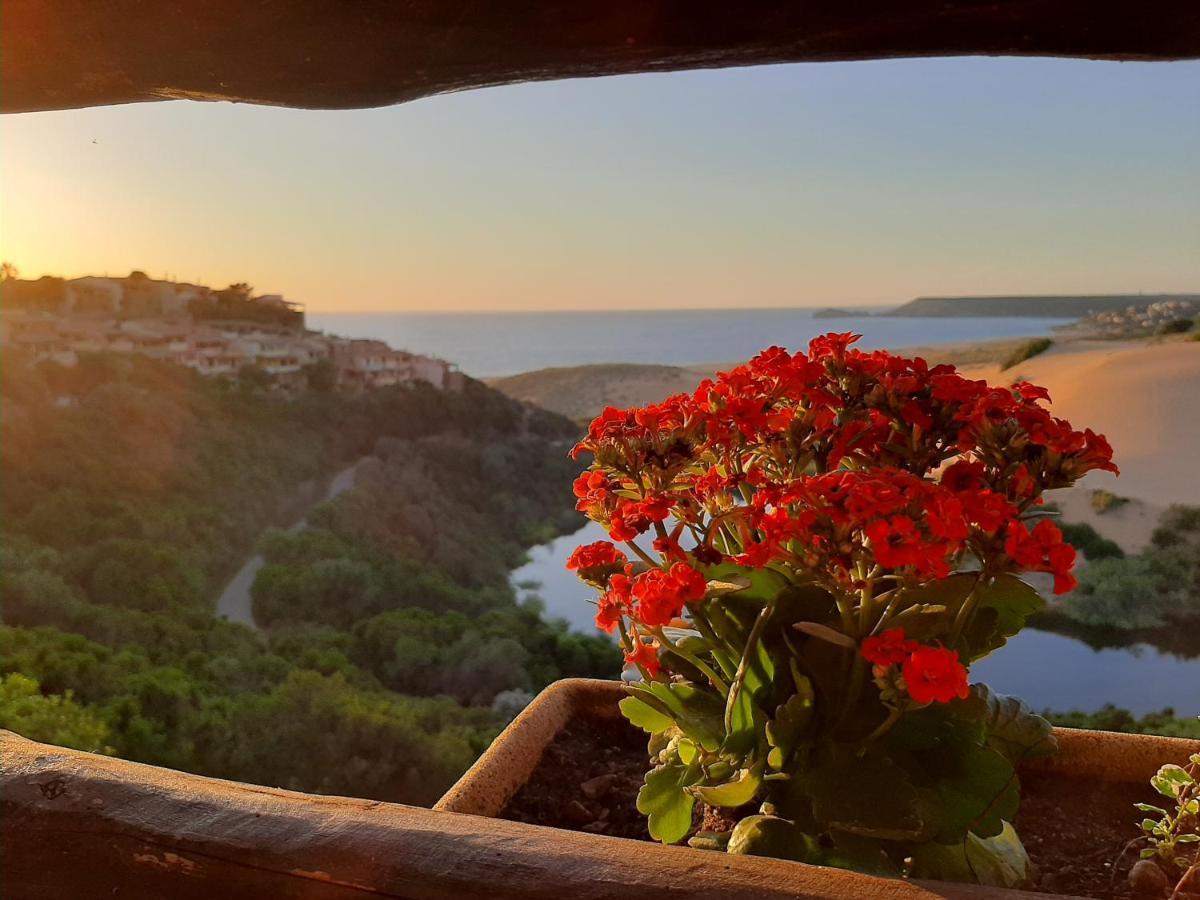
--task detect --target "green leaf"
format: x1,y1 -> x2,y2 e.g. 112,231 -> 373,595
972,684 -> 1058,764
637,763 -> 698,845
917,740 -> 1019,842
909,821 -> 1031,888
1152,764 -> 1194,798
619,695 -> 674,735
793,621 -> 857,649
959,575 -> 1045,663
646,681 -> 725,751
766,682 -> 815,770
691,763 -> 763,808
678,738 -> 699,765
803,747 -> 925,840
827,832 -> 901,876
687,830 -> 731,851
1134,803 -> 1169,816
700,562 -> 790,603
727,814 -> 822,862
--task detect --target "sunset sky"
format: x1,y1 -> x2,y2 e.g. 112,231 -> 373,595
2,56 -> 1197,312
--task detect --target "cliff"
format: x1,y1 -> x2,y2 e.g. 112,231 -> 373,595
887,295 -> 1200,318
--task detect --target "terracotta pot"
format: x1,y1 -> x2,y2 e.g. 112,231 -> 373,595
437,677 -> 1199,900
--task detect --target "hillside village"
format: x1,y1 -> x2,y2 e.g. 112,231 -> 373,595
0,270 -> 461,392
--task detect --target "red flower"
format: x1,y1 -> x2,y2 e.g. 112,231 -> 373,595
594,570 -> 633,633
631,562 -> 707,627
1005,519 -> 1078,594
567,540 -> 626,572
624,636 -> 661,678
573,470 -> 615,514
861,628 -> 918,666
809,331 -> 861,361
902,646 -> 970,705
566,541 -> 628,587
941,460 -> 986,493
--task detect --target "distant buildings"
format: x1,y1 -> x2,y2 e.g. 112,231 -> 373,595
1057,298 -> 1200,338
0,272 -> 460,392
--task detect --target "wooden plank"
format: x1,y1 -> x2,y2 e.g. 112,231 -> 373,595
1,727 -> 1060,900
3,1 -> 1199,114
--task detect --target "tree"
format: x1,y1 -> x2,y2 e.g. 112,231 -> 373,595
0,261 -> 19,281
0,673 -> 111,753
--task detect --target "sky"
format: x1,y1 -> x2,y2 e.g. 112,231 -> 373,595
1,56 -> 1197,312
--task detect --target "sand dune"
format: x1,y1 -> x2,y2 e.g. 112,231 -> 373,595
489,339 -> 1031,422
959,338 -> 1200,507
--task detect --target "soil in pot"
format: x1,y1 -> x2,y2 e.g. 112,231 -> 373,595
499,712 -> 1159,899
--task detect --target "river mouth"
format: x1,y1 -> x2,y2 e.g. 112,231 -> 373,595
513,520 -> 1200,717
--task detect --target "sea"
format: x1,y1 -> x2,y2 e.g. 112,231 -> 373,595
307,309 -> 1072,378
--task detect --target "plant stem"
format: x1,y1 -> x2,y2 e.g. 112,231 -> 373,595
688,606 -> 740,679
948,574 -> 985,645
624,539 -> 660,568
650,627 -> 729,695
858,706 -> 904,752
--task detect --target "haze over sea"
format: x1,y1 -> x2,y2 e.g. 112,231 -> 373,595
308,310 -> 1071,378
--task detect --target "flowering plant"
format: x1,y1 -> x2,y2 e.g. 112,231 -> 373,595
567,333 -> 1117,886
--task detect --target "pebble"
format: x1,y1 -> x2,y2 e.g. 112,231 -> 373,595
580,774 -> 617,800
563,800 -> 595,826
1128,859 -> 1170,896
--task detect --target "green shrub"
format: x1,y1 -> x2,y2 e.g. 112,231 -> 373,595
1152,505 -> 1200,548
1058,521 -> 1124,560
1059,555 -> 1183,629
1156,318 -> 1194,335
1048,705 -> 1200,739
1000,337 -> 1053,371
0,673 -> 112,753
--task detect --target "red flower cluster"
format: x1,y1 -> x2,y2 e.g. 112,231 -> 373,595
565,540 -> 627,585
1005,519 -> 1078,594
861,628 -> 918,666
632,562 -> 707,627
863,628 -> 969,706
569,334 -> 1118,643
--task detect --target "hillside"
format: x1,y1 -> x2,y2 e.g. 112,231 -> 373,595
888,294 -> 1200,318
0,350 -> 617,804
489,362 -> 712,422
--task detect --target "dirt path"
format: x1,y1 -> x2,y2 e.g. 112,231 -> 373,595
215,458 -> 367,628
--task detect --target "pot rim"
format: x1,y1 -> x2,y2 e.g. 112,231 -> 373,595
436,676 -> 1200,900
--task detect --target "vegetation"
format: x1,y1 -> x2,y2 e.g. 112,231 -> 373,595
1056,520 -> 1124,560
1156,317 -> 1195,335
0,350 -> 617,804
1048,705 -> 1200,739
1053,505 -> 1200,631
999,337 -> 1053,371
1135,753 -> 1199,892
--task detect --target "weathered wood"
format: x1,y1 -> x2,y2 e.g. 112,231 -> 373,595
3,1 -> 1199,114
1,726 -> 1060,900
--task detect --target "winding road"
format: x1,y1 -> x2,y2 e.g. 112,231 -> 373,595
215,459 -> 366,628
